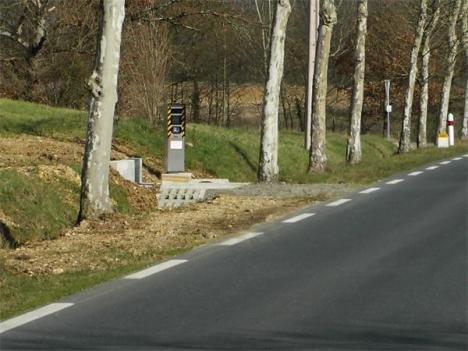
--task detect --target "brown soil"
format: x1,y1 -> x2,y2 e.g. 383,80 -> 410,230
0,135 -> 83,167
0,195 -> 315,276
0,135 -> 330,277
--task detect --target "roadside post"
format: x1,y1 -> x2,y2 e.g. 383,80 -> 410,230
384,80 -> 392,139
166,102 -> 186,173
447,113 -> 455,146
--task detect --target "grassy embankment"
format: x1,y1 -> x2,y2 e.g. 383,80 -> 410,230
0,98 -> 466,320
1,96 -> 467,246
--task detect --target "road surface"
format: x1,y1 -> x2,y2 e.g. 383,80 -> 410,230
1,156 -> 467,350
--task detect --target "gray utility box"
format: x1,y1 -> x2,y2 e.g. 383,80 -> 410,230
110,157 -> 143,183
166,102 -> 186,173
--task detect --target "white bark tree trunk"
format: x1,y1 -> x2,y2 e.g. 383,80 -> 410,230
0,0 -> 50,59
305,0 -> 320,150
255,0 -> 274,79
346,0 -> 368,164
258,0 -> 291,182
257,0 -> 291,182
398,0 -> 428,154
418,2 -> 440,148
0,0 -> 52,97
437,0 -> 462,135
461,1 -> 468,139
78,0 -> 125,222
308,0 -> 337,172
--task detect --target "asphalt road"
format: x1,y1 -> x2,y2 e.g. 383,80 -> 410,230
1,156 -> 467,350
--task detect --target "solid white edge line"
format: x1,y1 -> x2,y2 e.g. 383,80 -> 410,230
408,171 -> 423,176
124,259 -> 187,279
326,199 -> 351,207
282,213 -> 315,223
426,166 -> 439,170
359,187 -> 380,194
440,161 -> 451,165
386,179 -> 404,185
0,303 -> 74,334
217,232 -> 263,246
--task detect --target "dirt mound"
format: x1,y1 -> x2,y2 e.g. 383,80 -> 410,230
0,135 -> 346,278
0,135 -> 83,167
10,164 -> 81,185
0,195 -> 316,275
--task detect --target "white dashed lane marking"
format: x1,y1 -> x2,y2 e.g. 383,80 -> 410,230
452,157 -> 462,161
426,166 -> 439,170
386,179 -> 404,185
326,199 -> 351,207
359,187 -> 380,194
440,161 -> 451,165
217,232 -> 263,246
283,213 -> 315,223
0,303 -> 74,334
408,171 -> 423,176
124,259 -> 187,279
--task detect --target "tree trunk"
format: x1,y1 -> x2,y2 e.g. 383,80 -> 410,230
305,0 -> 320,150
215,74 -> 220,125
461,1 -> 468,139
346,0 -> 368,164
288,96 -> 294,129
78,0 -> 125,222
281,88 -> 289,129
192,79 -> 200,123
308,0 -> 337,172
208,84 -> 214,124
1,1 -> 51,100
226,79 -> 231,128
295,97 -> 304,132
257,0 -> 291,182
418,2 -> 440,147
437,0 -> 462,135
222,22 -> 228,127
398,0 -> 428,154
255,0 -> 274,79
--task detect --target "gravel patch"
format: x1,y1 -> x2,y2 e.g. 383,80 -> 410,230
216,183 -> 357,198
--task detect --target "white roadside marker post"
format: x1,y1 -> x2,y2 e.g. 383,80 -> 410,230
447,113 -> 455,146
384,80 -> 392,139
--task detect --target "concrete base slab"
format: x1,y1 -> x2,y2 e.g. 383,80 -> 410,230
158,179 -> 248,208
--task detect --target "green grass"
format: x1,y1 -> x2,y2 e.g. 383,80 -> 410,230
186,126 -> 467,184
0,169 -> 79,244
0,268 -> 132,320
0,245 -> 195,320
0,98 -> 467,320
0,99 -> 86,139
2,98 -> 467,185
0,167 -> 135,246
1,97 -> 467,244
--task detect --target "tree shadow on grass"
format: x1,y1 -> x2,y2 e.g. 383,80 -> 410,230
0,221 -> 18,249
229,141 -> 257,174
